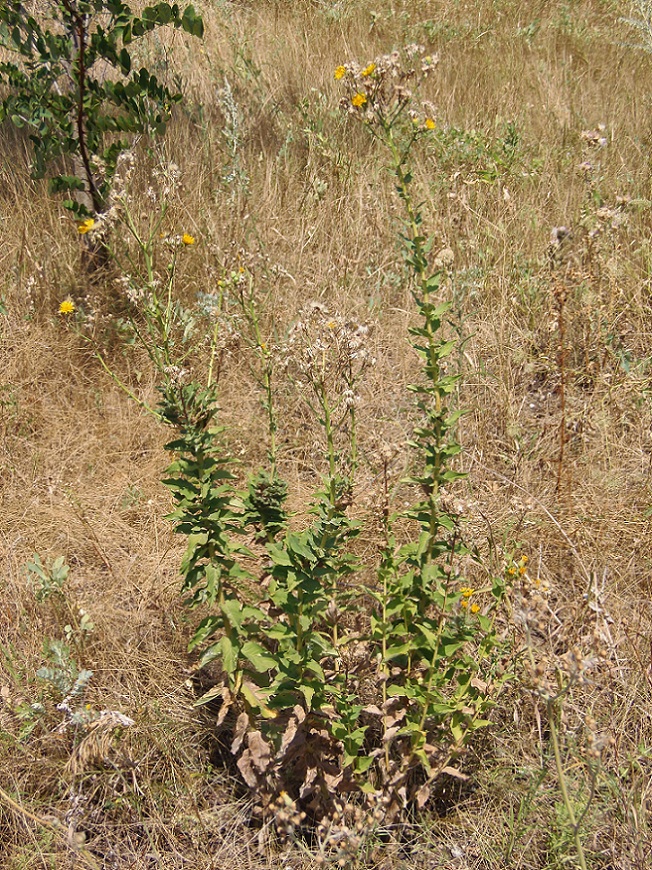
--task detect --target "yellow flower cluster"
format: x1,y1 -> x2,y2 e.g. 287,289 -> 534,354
77,218 -> 95,235
351,92 -> 367,108
459,586 -> 480,614
361,62 -> 376,77
334,65 -> 346,80
508,554 -> 529,577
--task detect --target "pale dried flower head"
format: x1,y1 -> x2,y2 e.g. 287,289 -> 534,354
336,46 -> 438,128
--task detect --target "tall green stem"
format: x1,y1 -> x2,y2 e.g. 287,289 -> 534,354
547,700 -> 589,870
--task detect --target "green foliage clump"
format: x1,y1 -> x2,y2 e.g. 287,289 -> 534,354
0,0 -> 203,216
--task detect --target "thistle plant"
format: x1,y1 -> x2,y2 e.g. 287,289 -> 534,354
514,559 -> 610,870
337,47 -> 510,816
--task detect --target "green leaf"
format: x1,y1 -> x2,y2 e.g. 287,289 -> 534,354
241,681 -> 276,718
221,597 -> 243,629
197,641 -> 220,668
219,634 -> 238,674
468,718 -> 492,731
188,615 -> 221,651
193,684 -> 223,707
440,637 -> 465,657
118,47 -> 131,73
181,5 -> 204,37
416,622 -> 440,649
267,543 -> 293,567
304,659 -> 325,681
241,641 -> 277,673
287,533 -> 316,563
450,721 -> 465,743
385,641 -> 412,660
299,683 -> 315,708
354,755 -> 374,774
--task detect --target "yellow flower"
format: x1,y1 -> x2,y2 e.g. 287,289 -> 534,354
351,92 -> 367,108
182,233 -> 195,246
470,603 -> 480,614
425,118 -> 436,130
361,62 -> 376,77
460,586 -> 475,598
460,599 -> 468,609
334,65 -> 346,80
77,218 -> 95,235
59,298 -> 75,315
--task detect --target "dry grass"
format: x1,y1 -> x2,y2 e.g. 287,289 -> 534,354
1,0 -> 652,867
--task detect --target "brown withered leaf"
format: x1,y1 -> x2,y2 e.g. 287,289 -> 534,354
362,704 -> 383,717
382,726 -> 401,743
237,749 -> 258,789
247,730 -> 272,773
277,707 -> 307,761
415,782 -> 431,808
231,712 -> 249,754
389,767 -> 407,788
386,709 -> 408,728
441,766 -> 469,781
299,766 -> 318,799
470,676 -> 488,693
323,771 -> 343,792
216,686 -> 233,727
381,698 -> 407,728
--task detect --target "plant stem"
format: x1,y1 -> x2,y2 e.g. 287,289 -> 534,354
547,697 -> 589,870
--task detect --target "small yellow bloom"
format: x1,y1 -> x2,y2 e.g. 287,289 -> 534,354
460,599 -> 468,609
470,603 -> 480,614
351,92 -> 367,108
460,587 -> 475,598
59,298 -> 75,315
361,62 -> 376,77
182,233 -> 195,246
326,320 -> 337,330
425,118 -> 436,130
334,65 -> 346,80
77,218 -> 95,235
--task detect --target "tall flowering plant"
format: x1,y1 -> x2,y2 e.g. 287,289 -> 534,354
87,46 -> 512,838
